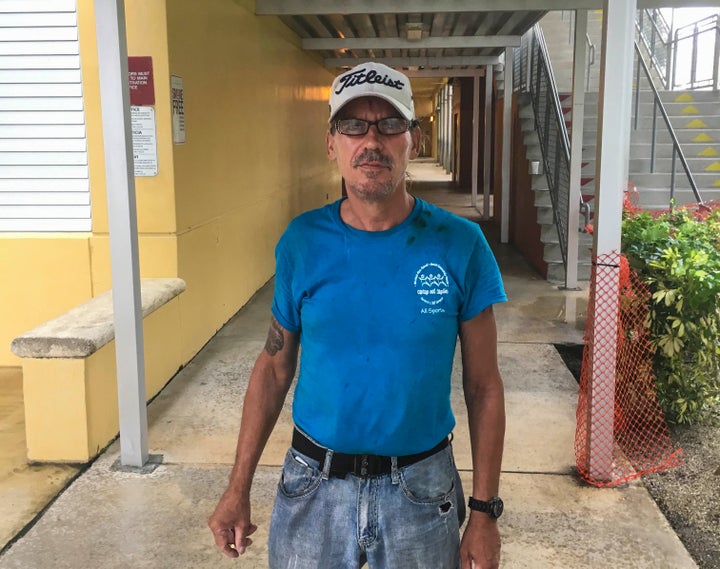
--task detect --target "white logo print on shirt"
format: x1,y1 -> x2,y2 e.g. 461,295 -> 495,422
414,263 -> 450,312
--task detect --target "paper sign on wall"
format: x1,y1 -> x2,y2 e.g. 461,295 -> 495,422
131,105 -> 158,177
171,75 -> 185,144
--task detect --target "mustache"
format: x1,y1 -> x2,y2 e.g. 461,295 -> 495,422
352,149 -> 392,168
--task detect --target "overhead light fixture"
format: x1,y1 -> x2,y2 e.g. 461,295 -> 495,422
405,22 -> 423,41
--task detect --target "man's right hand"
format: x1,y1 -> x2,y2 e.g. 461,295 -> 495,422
208,492 -> 257,558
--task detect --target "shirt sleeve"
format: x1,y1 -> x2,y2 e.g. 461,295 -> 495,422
271,234 -> 302,333
459,228 -> 507,321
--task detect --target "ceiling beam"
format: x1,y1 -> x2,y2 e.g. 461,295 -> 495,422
256,0 -> 720,14
405,69 -> 486,78
304,36 -> 521,50
325,55 -> 502,67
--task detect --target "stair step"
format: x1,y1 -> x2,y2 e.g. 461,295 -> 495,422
582,129 -> 720,145
581,156 -> 720,173
582,142 -> 720,160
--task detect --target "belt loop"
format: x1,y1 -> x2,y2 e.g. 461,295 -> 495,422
321,449 -> 334,480
390,456 -> 399,484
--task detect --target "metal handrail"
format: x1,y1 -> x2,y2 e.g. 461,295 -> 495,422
586,33 -> 595,92
637,8 -> 672,88
633,42 -> 703,205
527,24 -> 574,268
672,14 -> 720,90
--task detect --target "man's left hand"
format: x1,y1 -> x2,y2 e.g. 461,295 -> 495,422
460,513 -> 501,569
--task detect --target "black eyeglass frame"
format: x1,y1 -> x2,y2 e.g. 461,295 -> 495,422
333,117 -> 418,136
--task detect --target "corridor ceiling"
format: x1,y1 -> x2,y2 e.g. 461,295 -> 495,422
255,1 -> 708,77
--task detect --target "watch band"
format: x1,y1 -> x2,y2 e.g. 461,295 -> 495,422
468,496 -> 504,519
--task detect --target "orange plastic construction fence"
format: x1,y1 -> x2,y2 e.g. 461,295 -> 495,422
575,252 -> 682,487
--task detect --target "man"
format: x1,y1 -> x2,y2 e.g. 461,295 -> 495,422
208,62 -> 507,569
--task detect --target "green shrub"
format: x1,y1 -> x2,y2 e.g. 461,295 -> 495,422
622,206 -> 720,424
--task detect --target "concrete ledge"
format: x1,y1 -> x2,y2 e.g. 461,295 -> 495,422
10,278 -> 187,463
11,278 -> 186,359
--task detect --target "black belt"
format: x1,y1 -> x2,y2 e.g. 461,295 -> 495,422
291,428 -> 450,479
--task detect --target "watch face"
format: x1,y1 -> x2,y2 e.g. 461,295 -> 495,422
490,497 -> 504,518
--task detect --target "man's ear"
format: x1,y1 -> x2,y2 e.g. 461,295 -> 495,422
326,130 -> 337,160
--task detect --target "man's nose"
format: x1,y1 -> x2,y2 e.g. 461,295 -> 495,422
362,123 -> 384,146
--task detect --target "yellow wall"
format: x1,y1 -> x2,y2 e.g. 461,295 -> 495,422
1,0 -> 340,367
165,0 -> 340,359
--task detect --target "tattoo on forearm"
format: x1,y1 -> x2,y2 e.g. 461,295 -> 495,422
265,317 -> 285,355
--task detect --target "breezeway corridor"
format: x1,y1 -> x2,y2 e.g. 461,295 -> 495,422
0,161 -> 697,569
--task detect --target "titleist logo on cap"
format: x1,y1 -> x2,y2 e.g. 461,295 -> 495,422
329,62 -> 414,121
334,68 -> 405,95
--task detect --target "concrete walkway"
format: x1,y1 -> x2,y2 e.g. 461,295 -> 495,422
0,162 -> 697,568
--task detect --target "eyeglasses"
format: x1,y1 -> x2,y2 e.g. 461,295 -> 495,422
334,117 -> 413,136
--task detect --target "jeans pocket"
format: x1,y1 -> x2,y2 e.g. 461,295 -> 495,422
278,449 -> 323,499
399,447 -> 455,505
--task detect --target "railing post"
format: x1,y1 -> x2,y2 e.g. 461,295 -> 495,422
713,23 -> 720,91
671,147 -> 677,204
651,102 -> 658,173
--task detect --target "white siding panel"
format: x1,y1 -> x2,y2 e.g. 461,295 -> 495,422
0,152 -> 87,165
1,27 -> 77,41
0,138 -> 86,151
0,178 -> 89,191
0,69 -> 82,83
0,13 -> 77,27
0,41 -> 80,56
0,3 -> 90,233
2,205 -> 90,219
0,1 -> 76,13
0,219 -> 91,232
0,97 -> 84,111
0,111 -> 86,124
0,124 -> 86,138
0,165 -> 89,179
0,55 -> 81,69
0,84 -> 82,97
0,192 -> 89,205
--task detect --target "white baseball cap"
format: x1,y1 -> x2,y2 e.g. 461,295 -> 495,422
329,62 -> 415,122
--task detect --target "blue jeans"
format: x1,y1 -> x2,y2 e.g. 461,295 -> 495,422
268,441 -> 462,569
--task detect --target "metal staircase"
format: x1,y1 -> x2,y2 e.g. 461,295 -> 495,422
517,9 -> 720,284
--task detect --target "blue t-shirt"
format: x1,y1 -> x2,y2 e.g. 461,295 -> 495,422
272,197 -> 507,455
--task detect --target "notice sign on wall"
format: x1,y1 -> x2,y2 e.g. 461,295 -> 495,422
131,105 -> 158,177
128,56 -> 155,106
171,75 -> 185,144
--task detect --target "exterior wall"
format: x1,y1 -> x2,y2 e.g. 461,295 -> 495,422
509,94 -> 547,277
1,0 -> 339,366
165,0 -> 339,360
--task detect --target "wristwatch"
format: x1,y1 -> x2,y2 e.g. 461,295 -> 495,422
468,496 -> 504,520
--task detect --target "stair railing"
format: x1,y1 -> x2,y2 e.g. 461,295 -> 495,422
520,24 -> 577,270
560,10 -> 597,91
633,42 -> 704,205
636,8 -> 673,89
671,14 -> 720,91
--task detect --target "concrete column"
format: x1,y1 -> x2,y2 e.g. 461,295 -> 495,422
483,65 -> 493,220
471,74 -> 480,208
501,50 -> 513,243
587,0 -> 636,483
566,10 -> 589,289
94,0 -> 149,467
